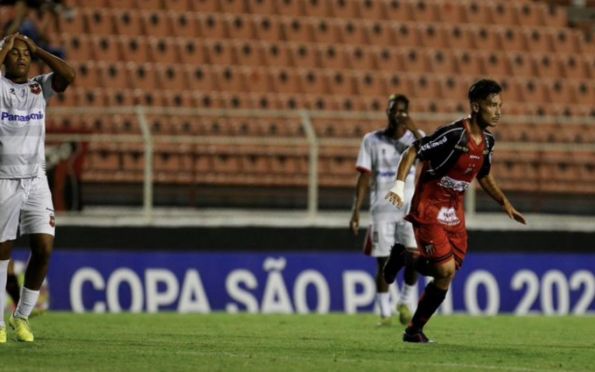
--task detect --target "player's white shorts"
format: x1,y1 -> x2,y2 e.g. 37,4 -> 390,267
0,174 -> 55,243
363,220 -> 416,257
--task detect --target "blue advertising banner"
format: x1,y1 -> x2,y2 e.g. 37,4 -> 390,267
12,250 -> 595,315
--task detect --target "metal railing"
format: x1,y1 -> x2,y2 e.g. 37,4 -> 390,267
46,106 -> 595,221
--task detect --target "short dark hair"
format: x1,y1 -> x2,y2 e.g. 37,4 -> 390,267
468,79 -> 502,102
387,94 -> 409,111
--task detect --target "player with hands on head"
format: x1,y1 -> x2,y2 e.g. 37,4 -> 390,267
383,79 -> 525,343
0,32 -> 75,343
350,94 -> 424,326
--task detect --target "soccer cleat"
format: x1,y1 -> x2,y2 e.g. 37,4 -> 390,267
376,317 -> 392,327
8,314 -> 34,342
397,303 -> 413,326
403,328 -> 433,343
0,326 -> 6,344
383,244 -> 406,284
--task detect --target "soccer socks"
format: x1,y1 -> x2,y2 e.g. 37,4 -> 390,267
14,287 -> 40,320
6,272 -> 20,305
0,260 -> 8,327
399,283 -> 416,306
408,282 -> 447,332
377,292 -> 392,318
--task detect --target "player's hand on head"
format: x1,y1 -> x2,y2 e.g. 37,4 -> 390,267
16,34 -> 37,54
1,33 -> 18,50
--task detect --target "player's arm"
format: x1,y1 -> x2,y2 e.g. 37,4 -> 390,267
350,171 -> 370,236
385,145 -> 417,208
18,34 -> 75,92
0,34 -> 18,65
478,174 -> 526,224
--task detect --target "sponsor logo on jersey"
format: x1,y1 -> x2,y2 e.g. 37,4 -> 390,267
437,207 -> 460,226
29,82 -> 41,95
0,111 -> 44,122
420,136 -> 447,151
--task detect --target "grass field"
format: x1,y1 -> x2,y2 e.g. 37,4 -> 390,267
0,313 -> 594,371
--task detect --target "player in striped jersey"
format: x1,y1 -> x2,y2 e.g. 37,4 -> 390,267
0,33 -> 75,343
350,94 -> 424,326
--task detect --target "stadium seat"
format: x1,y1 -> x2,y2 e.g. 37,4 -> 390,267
104,0 -> 135,8
204,40 -> 237,65
436,0 -> 466,23
178,38 -> 207,65
148,37 -> 179,64
398,47 -> 430,73
270,68 -> 302,93
303,0 -> 332,17
383,0 -> 413,22
523,28 -> 553,53
409,0 -> 439,22
418,23 -> 448,48
197,14 -> 228,39
283,17 -> 315,43
60,9 -> 86,35
193,0 -> 221,12
427,49 -> 457,75
97,62 -> 129,89
511,2 -> 543,27
298,70 -> 329,94
453,50 -> 484,76
166,0 -> 192,11
326,70 -> 356,95
83,8 -> 114,36
392,22 -> 420,48
72,62 -> 100,89
290,44 -> 321,69
473,26 -> 501,50
338,19 -> 368,45
330,0 -> 360,18
253,15 -> 284,42
168,12 -> 199,38
113,9 -> 144,36
560,55 -> 591,79
445,25 -> 474,50
507,52 -> 535,78
275,0 -> 305,16
363,21 -> 394,46
247,0 -> 277,14
220,0 -> 248,13
520,78 -> 550,103
318,45 -> 349,70
533,53 -> 562,79
311,18 -> 342,44
462,1 -> 492,24
90,36 -> 120,63
213,66 -> 247,93
412,74 -> 443,99
550,29 -> 581,54
489,1 -> 519,26
574,81 -> 595,105
548,79 -> 576,104
373,47 -> 401,72
141,11 -> 173,38
185,65 -> 219,91
438,76 -> 473,103
357,0 -> 386,20
156,65 -> 188,90
262,41 -> 293,67
242,67 -> 273,93
119,36 -> 151,63
479,51 -> 508,78
225,14 -> 256,40
125,63 -> 158,91
346,45 -> 376,70
382,72 -> 415,98
233,41 -> 265,67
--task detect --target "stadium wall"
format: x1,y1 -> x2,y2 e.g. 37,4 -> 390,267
13,227 -> 595,315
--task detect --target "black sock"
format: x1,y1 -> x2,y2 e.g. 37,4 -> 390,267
6,273 -> 20,304
408,282 -> 447,332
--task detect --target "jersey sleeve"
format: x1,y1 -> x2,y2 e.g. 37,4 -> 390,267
412,125 -> 458,161
355,134 -> 372,173
32,73 -> 56,101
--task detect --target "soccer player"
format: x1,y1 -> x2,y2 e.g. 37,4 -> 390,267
350,94 -> 423,326
0,33 -> 75,343
384,79 -> 526,342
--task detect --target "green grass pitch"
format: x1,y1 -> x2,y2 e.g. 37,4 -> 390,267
1,313 -> 594,371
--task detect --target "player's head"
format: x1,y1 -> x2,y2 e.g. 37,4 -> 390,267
2,38 -> 31,82
468,79 -> 502,128
386,94 -> 409,128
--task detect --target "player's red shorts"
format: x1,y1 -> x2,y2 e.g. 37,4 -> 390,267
412,222 -> 468,270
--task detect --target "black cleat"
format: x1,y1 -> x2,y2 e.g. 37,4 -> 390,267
403,328 -> 433,343
382,244 -> 406,284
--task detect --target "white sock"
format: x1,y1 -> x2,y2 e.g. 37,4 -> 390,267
14,287 -> 40,319
399,283 -> 416,306
0,260 -> 8,327
377,292 -> 392,318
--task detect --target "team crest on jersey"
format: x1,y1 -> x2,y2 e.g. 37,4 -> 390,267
29,83 -> 41,95
49,215 -> 55,227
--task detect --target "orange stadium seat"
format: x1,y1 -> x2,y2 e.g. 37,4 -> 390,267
290,44 -> 321,69
160,90 -> 196,108
141,10 -> 173,38
299,69 -> 330,94
71,62 -> 100,90
103,0 -> 134,8
212,66 -> 247,93
548,79 -> 576,104
357,0 -> 386,20
90,36 -> 120,63
233,41 -> 265,66
438,76 -> 473,103
473,26 -> 501,51
119,36 -> 151,63
412,74 -> 443,99
270,68 -> 302,93
382,72 -> 415,98
113,9 -> 144,36
346,45 -> 376,70
60,10 -> 86,34
533,53 -> 562,79
383,0 -> 413,22
574,81 -> 595,105
247,0 -> 277,14
83,8 -> 114,36
436,0 -> 466,23
253,15 -> 284,42
488,2 -> 519,26
523,28 -> 553,53
445,25 -> 474,50
226,14 -> 256,40
311,18 -> 342,44
168,12 -> 199,38
511,2 -> 544,26
453,50 -> 484,76
318,45 -> 349,70
97,62 -> 129,89
185,65 -> 219,91
126,63 -> 159,91
507,52 -> 536,78
482,51 -> 510,77
148,37 -> 179,64
364,21 -> 395,46
283,17 -> 315,43
262,41 -> 293,67
242,67 -> 273,92
398,47 -> 430,73
156,65 -> 189,90
276,0 -> 305,16
303,0 -> 332,17
330,0 -> 360,18
326,70 -> 356,95
166,0 -> 192,11
418,23 -> 448,48
392,22 -> 420,48
409,0 -> 439,22
140,0 -> 162,9
193,0 -> 221,12
560,55 -> 591,79
499,77 -> 523,102
373,47 -> 401,71
354,71 -> 387,96
462,1 -> 492,23
204,40 -> 237,65
427,49 -> 457,75
220,0 -> 248,13
178,38 -> 207,65
197,14 -> 228,39
550,29 -> 581,54
520,78 -> 550,103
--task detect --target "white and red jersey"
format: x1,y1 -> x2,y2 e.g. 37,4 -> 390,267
0,72 -> 55,178
356,129 -> 419,222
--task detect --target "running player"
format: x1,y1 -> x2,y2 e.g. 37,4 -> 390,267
0,33 -> 75,343
350,94 -> 423,326
384,79 -> 526,342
